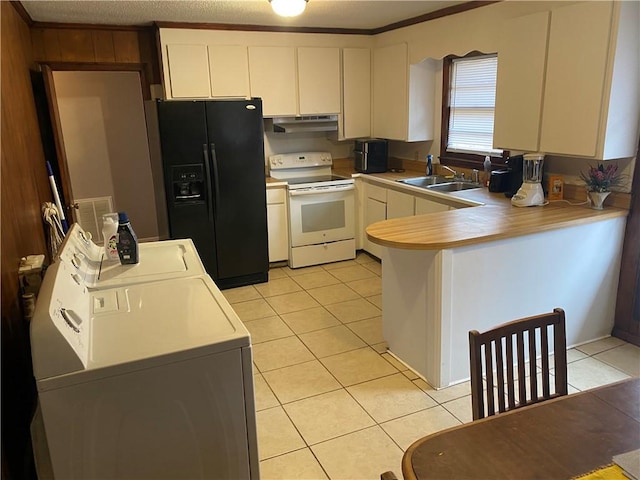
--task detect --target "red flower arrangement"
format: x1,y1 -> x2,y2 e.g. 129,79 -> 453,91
580,163 -> 624,193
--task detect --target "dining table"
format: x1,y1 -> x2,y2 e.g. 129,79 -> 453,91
402,377 -> 640,479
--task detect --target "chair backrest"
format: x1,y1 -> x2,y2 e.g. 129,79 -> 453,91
468,308 -> 568,420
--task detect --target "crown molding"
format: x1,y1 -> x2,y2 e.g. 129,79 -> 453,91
19,1 -> 501,35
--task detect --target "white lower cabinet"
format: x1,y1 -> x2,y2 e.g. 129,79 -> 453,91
361,181 -> 461,258
364,197 -> 387,259
266,187 -> 289,263
415,197 -> 451,215
387,190 -> 415,219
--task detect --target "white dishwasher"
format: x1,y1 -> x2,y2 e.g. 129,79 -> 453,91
30,258 -> 259,479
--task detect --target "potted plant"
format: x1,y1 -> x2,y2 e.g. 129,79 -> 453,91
580,163 -> 624,210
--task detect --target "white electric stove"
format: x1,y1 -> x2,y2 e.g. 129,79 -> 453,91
269,152 -> 356,268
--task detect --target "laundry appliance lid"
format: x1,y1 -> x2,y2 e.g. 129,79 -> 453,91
58,224 -> 207,289
96,238 -> 206,288
32,265 -> 249,391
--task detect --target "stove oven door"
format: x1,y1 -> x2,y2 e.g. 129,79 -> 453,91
288,185 -> 355,247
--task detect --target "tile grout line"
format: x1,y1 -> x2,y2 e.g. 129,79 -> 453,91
256,258 -> 415,467
226,257 -> 639,478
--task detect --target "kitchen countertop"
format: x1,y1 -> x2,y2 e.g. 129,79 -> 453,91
265,176 -> 287,187
264,165 -> 628,251
332,166 -> 629,251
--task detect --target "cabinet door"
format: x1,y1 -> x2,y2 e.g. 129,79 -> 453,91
493,11 -> 550,152
415,197 -> 450,215
248,46 -> 297,116
387,190 -> 415,219
342,48 -> 371,139
208,46 -> 250,98
364,198 -> 386,259
372,43 -> 408,140
540,1 -> 613,157
297,47 -> 340,115
267,203 -> 288,262
166,44 -> 211,98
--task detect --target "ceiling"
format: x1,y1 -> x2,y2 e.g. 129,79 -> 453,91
21,1 -> 469,31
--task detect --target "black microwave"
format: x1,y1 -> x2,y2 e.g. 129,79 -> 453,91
354,138 -> 388,173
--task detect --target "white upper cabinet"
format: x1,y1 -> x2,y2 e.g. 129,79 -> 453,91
248,46 -> 297,116
341,48 -> 371,139
208,46 -> 250,98
493,11 -> 549,152
248,46 -> 342,117
373,43 -> 407,140
494,1 -> 639,159
164,44 -> 250,99
297,47 -> 341,115
166,44 -> 211,98
373,43 -> 436,142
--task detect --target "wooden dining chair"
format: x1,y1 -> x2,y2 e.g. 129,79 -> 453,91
380,471 -> 398,480
468,308 -> 568,420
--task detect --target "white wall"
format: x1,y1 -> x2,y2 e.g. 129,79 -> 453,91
54,71 -> 160,240
264,131 -> 353,162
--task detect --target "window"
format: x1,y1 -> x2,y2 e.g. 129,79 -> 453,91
441,52 -> 507,168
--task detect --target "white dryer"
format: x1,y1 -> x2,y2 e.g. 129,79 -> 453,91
57,224 -> 207,289
30,259 -> 259,479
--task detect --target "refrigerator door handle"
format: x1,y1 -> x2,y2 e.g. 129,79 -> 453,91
202,144 -> 215,223
210,143 -> 221,214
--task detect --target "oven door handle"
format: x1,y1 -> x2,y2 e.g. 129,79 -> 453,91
289,185 -> 355,196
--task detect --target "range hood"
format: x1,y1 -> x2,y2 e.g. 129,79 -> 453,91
265,115 -> 338,134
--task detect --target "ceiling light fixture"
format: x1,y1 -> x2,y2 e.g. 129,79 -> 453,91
269,0 -> 308,17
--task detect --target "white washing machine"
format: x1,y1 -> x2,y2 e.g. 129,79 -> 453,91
30,259 -> 259,479
57,223 -> 207,289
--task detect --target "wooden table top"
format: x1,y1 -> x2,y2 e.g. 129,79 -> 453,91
403,378 -> 640,480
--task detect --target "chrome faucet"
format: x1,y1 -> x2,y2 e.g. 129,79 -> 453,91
441,165 -> 465,181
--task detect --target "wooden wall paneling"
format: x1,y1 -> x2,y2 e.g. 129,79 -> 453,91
92,30 -> 116,62
138,28 -> 162,86
1,2 -> 51,477
58,29 -> 94,62
30,24 -> 160,99
113,30 -> 141,62
30,27 -> 45,60
42,28 -> 62,62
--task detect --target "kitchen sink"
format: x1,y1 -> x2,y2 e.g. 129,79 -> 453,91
397,175 -> 449,187
425,181 -> 484,192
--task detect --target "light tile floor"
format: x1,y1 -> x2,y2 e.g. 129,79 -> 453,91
223,252 -> 640,480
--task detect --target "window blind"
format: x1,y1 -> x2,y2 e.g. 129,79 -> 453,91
447,54 -> 502,156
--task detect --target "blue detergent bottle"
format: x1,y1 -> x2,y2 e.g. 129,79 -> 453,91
116,212 -> 139,265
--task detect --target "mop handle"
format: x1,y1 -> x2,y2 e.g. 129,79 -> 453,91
46,161 -> 69,233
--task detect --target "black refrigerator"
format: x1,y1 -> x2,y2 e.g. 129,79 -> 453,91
156,98 -> 269,289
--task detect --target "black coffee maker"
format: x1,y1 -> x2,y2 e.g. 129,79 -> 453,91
504,155 -> 524,198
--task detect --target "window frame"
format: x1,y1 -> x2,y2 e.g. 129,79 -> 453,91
440,51 -> 509,169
